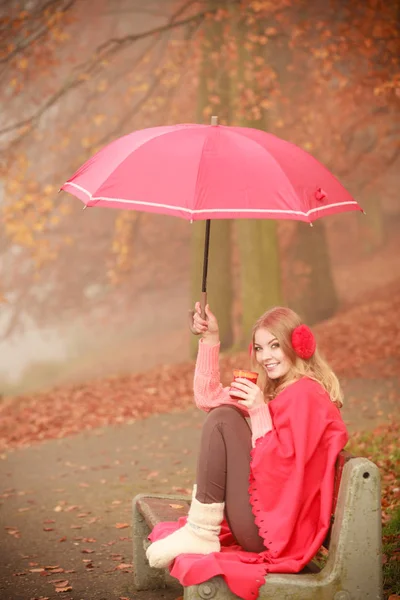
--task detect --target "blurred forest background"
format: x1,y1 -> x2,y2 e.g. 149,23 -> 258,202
0,0 -> 399,395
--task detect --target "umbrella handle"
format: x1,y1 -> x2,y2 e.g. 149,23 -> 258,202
188,292 -> 207,334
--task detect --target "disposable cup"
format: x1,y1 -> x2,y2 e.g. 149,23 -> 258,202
230,369 -> 258,400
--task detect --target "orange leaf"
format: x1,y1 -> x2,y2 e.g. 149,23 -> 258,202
115,523 -> 130,529
47,567 -> 64,574
29,568 -> 45,573
52,580 -> 69,587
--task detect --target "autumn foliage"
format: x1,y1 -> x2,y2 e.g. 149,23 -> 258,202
0,0 -> 398,334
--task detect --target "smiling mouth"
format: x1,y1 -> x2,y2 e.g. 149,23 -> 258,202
265,363 -> 279,369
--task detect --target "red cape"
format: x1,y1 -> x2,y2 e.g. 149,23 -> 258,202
149,377 -> 348,600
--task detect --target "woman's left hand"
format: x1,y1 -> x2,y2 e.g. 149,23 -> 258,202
229,378 -> 265,410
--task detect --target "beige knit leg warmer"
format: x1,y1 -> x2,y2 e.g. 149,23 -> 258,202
146,493 -> 224,569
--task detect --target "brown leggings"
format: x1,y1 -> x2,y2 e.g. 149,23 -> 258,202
195,405 -> 265,553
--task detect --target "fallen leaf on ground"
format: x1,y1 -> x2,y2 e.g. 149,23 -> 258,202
47,567 -> 64,573
5,527 -> 20,538
51,579 -> 69,587
64,505 -> 79,512
115,523 -> 129,529
29,568 -> 45,573
1,281 -> 399,453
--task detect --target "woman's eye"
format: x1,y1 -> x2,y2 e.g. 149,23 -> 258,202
255,347 -> 262,352
271,343 -> 279,349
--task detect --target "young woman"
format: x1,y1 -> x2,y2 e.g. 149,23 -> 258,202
146,303 -> 348,600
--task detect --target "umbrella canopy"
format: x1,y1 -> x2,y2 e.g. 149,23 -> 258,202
61,121 -> 362,223
61,119 -> 363,323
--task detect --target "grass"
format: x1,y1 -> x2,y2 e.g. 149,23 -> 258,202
315,424 -> 399,598
348,424 -> 399,599
382,506 -> 400,597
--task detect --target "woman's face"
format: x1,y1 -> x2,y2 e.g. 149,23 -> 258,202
254,327 -> 292,380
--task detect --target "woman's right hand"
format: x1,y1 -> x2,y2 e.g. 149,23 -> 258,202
192,303 -> 220,344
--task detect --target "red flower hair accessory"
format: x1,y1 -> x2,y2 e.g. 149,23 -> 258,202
291,324 -> 316,359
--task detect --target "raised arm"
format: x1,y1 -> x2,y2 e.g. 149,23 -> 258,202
192,303 -> 274,444
194,339 -> 233,410
191,303 -> 247,414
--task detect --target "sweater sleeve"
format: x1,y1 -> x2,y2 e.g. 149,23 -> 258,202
193,339 -> 248,415
248,403 -> 273,447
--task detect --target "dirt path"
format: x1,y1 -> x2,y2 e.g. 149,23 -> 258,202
0,409 -> 203,600
0,374 -> 398,600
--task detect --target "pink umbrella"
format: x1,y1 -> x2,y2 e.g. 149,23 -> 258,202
61,117 -> 363,318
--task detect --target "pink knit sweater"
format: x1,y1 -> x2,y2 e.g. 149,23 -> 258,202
193,339 -> 273,447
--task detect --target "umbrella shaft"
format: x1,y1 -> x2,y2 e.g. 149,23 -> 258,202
202,219 -> 211,293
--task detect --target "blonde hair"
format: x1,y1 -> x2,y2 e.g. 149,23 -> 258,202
250,306 -> 343,407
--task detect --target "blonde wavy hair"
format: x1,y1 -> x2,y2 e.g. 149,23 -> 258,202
250,306 -> 343,407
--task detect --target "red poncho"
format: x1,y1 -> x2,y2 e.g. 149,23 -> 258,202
149,377 -> 349,599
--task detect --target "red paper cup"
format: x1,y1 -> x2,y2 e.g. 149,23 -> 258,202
230,369 -> 258,400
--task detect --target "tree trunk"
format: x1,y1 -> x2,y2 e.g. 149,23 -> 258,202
358,193 -> 385,255
286,221 -> 339,324
233,8 -> 283,345
190,1 -> 234,358
237,220 -> 281,338
264,12 -> 340,325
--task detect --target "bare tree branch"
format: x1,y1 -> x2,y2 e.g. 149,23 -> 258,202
0,0 -> 215,141
0,0 -> 76,66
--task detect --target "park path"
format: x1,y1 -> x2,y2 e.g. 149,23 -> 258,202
0,376 -> 398,600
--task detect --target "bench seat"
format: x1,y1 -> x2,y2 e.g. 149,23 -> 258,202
132,454 -> 383,599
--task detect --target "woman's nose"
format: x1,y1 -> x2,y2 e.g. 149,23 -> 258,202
261,348 -> 272,361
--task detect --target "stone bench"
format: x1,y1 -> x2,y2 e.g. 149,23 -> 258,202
132,452 -> 383,599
